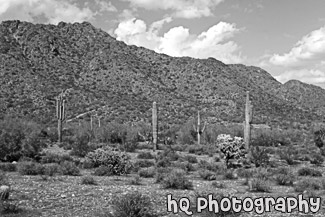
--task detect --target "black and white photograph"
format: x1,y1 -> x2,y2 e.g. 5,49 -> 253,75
1,0 -> 325,216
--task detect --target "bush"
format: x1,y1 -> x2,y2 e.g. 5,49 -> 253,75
0,163 -> 16,172
211,181 -> 226,188
59,161 -> 80,176
199,169 -> 216,180
297,167 -> 322,177
43,163 -> 61,176
0,118 -> 45,162
294,179 -> 322,192
81,176 -> 97,185
155,167 -> 169,184
85,148 -> 132,175
273,167 -> 295,186
250,178 -> 272,192
122,142 -> 138,153
130,175 -> 141,185
134,160 -> 155,168
310,154 -> 324,166
138,167 -> 156,178
93,166 -> 113,176
17,161 -> 44,175
223,170 -> 238,180
40,152 -> 73,164
278,146 -> 300,165
0,170 -> 8,185
250,146 -> 269,167
111,191 -> 157,217
160,169 -> 193,190
70,130 -> 94,157
175,161 -> 196,172
137,152 -> 154,160
184,155 -> 198,164
198,160 -> 223,173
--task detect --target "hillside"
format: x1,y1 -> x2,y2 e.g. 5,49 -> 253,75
0,20 -> 323,127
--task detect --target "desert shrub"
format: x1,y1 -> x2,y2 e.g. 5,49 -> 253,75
81,176 -> 97,185
137,152 -> 154,159
310,153 -> 324,166
223,170 -> 238,180
0,117 -> 45,162
17,161 -> 44,175
294,179 -> 322,192
314,130 -> 325,149
155,167 -> 169,183
130,175 -> 142,185
93,166 -> 113,176
218,134 -> 247,168
278,146 -> 300,165
297,167 -> 322,177
134,160 -> 155,168
156,155 -> 172,168
0,163 -> 16,172
42,163 -> 61,177
160,169 -> 193,190
111,191 -> 157,217
199,169 -> 216,180
59,161 -> 80,176
138,167 -> 156,178
250,146 -> 269,167
81,159 -> 96,169
198,160 -> 224,173
121,142 -> 138,153
184,155 -> 198,164
211,181 -> 226,189
70,131 -> 94,157
237,168 -> 254,179
0,170 -> 8,185
40,152 -> 73,164
85,148 -> 132,175
175,161 -> 196,172
250,178 -> 272,192
214,155 -> 221,162
273,167 -> 295,186
157,149 -> 180,161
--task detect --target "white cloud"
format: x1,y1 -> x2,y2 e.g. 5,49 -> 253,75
270,26 -> 325,67
0,0 -> 94,24
275,69 -> 325,84
94,0 -> 117,12
114,18 -> 243,64
123,0 -> 223,18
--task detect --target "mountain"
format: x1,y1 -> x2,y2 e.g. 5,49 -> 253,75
0,20 -> 324,128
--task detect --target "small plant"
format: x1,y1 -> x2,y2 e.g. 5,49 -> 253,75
211,181 -> 226,188
250,146 -> 269,167
111,191 -> 157,217
81,176 -> 97,185
160,169 -> 193,190
273,167 -> 295,186
93,166 -> 113,176
138,167 -> 156,178
17,161 -> 44,175
199,169 -> 216,180
250,178 -> 272,192
223,170 -> 238,180
310,153 -> 324,166
40,152 -> 73,164
297,167 -> 322,177
184,155 -> 198,163
137,152 -> 154,159
134,160 -> 155,168
294,179 -> 322,192
130,175 -> 141,185
59,161 -> 80,176
0,163 -> 16,172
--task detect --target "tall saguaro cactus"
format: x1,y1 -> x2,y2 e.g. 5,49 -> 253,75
244,91 -> 253,151
56,92 -> 66,143
152,101 -> 158,152
193,111 -> 206,145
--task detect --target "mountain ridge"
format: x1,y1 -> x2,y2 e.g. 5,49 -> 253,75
0,20 -> 324,128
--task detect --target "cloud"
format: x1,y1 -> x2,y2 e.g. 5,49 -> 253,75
94,0 -> 117,12
270,26 -> 325,67
0,0 -> 95,24
114,18 -> 243,64
275,69 -> 325,85
123,0 -> 223,18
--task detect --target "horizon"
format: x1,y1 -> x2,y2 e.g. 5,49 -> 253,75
1,0 -> 325,88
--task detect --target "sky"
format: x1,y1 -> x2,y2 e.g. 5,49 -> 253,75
1,0 -> 325,88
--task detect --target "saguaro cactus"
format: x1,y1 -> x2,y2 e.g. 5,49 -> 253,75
56,91 -> 66,143
152,101 -> 158,152
193,111 -> 206,145
244,91 -> 253,151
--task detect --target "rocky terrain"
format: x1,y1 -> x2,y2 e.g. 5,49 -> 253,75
1,20 -> 324,128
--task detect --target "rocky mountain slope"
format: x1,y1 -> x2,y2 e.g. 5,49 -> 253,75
0,20 -> 324,127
